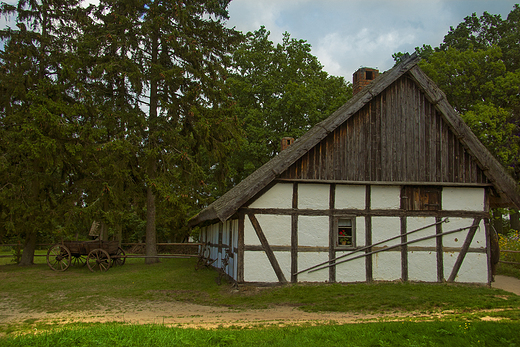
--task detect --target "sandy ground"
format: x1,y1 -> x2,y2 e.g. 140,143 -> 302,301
0,298 -> 425,329
1,276 -> 518,331
492,275 -> 520,296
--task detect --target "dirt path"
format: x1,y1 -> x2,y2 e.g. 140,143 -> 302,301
1,277 -> 518,331
492,275 -> 520,296
0,299 -> 514,330
1,299 -> 412,329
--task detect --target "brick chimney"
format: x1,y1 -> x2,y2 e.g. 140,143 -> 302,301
353,67 -> 379,95
281,137 -> 294,151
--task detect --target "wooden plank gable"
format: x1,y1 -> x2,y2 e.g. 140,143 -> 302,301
189,54 -> 520,227
279,74 -> 490,185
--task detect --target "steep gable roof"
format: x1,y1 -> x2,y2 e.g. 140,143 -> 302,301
189,54 -> 520,226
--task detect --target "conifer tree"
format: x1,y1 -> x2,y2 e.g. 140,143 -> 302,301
0,0 -> 89,264
88,0 -> 243,262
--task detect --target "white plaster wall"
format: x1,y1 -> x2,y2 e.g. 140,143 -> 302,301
371,186 -> 401,209
298,216 -> 329,247
298,184 -> 330,209
244,251 -> 291,282
232,219 -> 239,279
335,185 -> 365,209
244,214 -> 291,246
407,217 -> 437,247
373,252 -> 401,281
356,217 -> 366,247
372,217 -> 401,247
248,183 -> 293,209
408,251 -> 438,282
442,187 -> 485,211
470,220 -> 487,249
298,252 -> 329,282
207,224 -> 218,267
335,255 -> 366,282
443,218 -> 485,248
443,252 -> 488,283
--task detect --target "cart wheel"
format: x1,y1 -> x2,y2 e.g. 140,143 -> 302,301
87,249 -> 111,272
46,244 -> 71,272
195,245 -> 211,271
71,254 -> 86,267
111,247 -> 126,267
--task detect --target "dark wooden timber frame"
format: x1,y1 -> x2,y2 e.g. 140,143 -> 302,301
190,54 -> 520,285
232,182 -> 489,284
208,182 -> 489,284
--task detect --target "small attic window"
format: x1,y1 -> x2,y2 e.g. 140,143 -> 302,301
366,70 -> 373,80
401,186 -> 441,211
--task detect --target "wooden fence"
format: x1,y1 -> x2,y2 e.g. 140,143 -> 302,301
0,243 -> 202,259
499,249 -> 520,266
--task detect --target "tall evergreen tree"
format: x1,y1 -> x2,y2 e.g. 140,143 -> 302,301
0,0 -> 89,264
88,0 -> 243,262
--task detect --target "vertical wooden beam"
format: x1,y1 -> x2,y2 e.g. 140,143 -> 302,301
248,213 -> 287,284
237,212 -> 245,283
218,222 -> 223,267
485,219 -> 493,285
228,221 -> 233,279
291,183 -> 298,283
436,216 -> 444,282
400,216 -> 408,281
365,185 -> 373,283
447,218 -> 481,283
329,184 -> 336,283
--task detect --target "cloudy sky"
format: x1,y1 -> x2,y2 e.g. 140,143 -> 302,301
1,0 -> 517,81
224,0 -> 518,80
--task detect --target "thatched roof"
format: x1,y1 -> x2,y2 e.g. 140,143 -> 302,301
189,54 -> 520,227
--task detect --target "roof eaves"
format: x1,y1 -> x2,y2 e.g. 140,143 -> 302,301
189,54 -> 424,226
407,65 -> 520,209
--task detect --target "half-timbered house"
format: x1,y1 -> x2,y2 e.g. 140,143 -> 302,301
189,54 -> 520,285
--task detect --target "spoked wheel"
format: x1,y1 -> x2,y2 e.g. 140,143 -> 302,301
87,249 -> 111,272
195,245 -> 213,270
46,244 -> 71,272
111,247 -> 126,267
71,254 -> 86,267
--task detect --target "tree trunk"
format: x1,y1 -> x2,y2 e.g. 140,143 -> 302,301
145,183 -> 159,264
99,222 -> 108,241
145,30 -> 160,264
114,223 -> 123,247
18,231 -> 37,266
493,210 -> 503,234
510,210 -> 520,231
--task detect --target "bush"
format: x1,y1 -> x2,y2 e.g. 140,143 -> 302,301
499,230 -> 520,265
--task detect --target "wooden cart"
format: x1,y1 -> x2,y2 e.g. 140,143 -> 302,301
46,240 -> 126,272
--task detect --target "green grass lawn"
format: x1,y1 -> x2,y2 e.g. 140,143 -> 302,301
2,321 -> 520,347
1,255 -> 519,314
1,253 -> 519,346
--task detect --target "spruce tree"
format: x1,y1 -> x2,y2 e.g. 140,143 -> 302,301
88,0 -> 243,262
0,0 -> 89,264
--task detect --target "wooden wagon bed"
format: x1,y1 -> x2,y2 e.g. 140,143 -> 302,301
46,240 -> 125,272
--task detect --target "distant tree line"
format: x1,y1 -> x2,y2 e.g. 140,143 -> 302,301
2,1 -> 518,265
394,4 -> 520,231
0,1 -> 350,264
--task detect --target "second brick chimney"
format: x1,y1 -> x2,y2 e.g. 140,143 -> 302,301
281,137 -> 294,151
353,67 -> 379,95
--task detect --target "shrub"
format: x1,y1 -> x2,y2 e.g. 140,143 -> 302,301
499,230 -> 520,266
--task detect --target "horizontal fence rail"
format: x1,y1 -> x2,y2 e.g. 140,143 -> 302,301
499,249 -> 520,266
1,243 -> 202,259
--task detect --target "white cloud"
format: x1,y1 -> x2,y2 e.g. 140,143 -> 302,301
226,0 -> 518,79
314,27 -> 416,78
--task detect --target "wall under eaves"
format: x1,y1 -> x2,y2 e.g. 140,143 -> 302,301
198,182 -> 492,285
